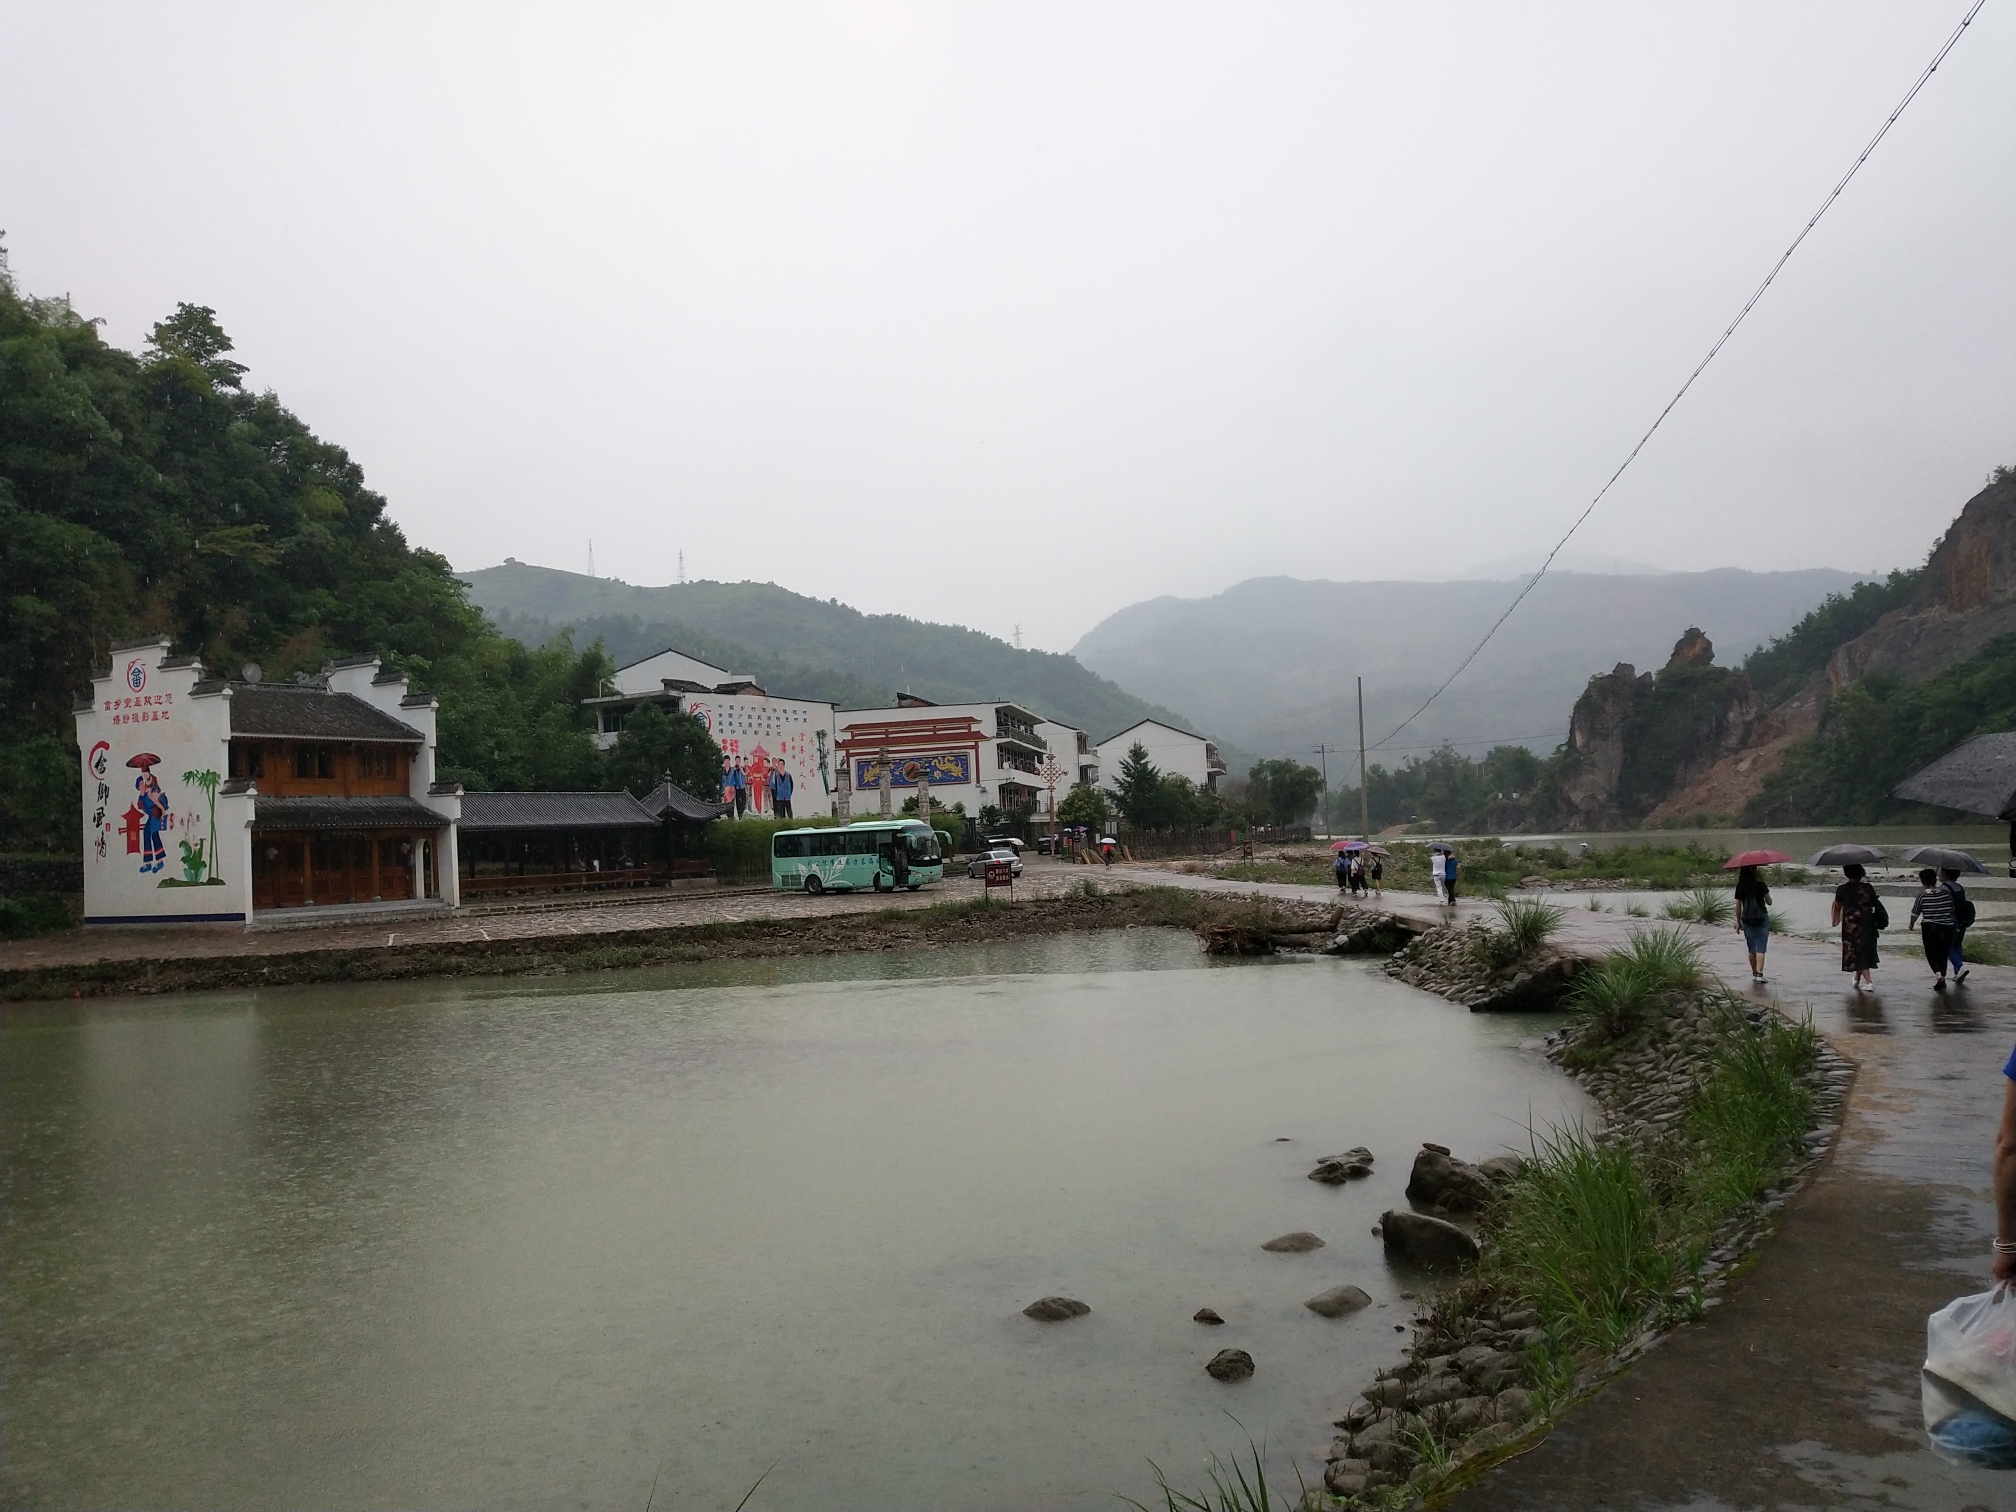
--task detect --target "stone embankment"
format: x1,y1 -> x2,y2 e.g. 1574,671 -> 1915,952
1380,919 -> 1585,1013
1312,998 -> 1853,1506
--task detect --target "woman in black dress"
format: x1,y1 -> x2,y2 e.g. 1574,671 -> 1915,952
1830,862 -> 1881,990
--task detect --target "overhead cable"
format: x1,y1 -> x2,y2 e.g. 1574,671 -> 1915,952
1369,0 -> 1986,753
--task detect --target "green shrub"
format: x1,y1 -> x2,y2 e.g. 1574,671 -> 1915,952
1566,928 -> 1703,1048
0,893 -> 73,938
1491,1127 -> 1672,1353
1678,1007 -> 1817,1222
702,814 -> 840,874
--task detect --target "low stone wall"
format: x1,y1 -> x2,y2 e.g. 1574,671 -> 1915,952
1379,918 -> 1585,1012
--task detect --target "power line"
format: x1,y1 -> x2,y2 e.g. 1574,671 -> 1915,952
1369,0 -> 1986,753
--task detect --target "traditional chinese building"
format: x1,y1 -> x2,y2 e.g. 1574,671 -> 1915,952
75,636 -> 462,924
835,698 -> 1067,819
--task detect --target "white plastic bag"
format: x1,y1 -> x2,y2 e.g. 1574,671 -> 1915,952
1924,1287 -> 2016,1467
1927,1287 -> 2016,1421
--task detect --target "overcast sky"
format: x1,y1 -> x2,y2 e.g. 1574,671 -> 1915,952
5,2 -> 2010,652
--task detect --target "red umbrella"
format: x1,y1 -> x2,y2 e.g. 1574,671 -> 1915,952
125,752 -> 161,770
1332,839 -> 1367,851
1722,849 -> 1793,869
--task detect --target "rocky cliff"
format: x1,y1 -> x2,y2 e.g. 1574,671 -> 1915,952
1584,473 -> 2016,825
1544,630 -> 1771,829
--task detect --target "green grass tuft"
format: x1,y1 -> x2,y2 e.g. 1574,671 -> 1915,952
1496,896 -> 1567,955
1661,886 -> 1733,925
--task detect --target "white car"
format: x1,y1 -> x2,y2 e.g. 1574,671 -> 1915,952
966,847 -> 1024,879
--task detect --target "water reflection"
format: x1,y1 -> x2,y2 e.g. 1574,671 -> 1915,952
3,932 -> 1588,1511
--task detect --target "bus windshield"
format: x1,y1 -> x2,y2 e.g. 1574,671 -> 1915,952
902,828 -> 941,863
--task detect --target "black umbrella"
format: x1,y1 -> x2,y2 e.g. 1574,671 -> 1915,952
1891,733 -> 2016,821
1901,845 -> 1987,874
1808,844 -> 1886,867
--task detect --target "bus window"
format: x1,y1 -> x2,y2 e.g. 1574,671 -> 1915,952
812,832 -> 846,857
772,834 -> 807,859
906,832 -> 941,863
847,830 -> 880,855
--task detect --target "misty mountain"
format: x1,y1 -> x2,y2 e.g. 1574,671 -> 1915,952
1070,568 -> 1864,766
459,562 -> 1202,747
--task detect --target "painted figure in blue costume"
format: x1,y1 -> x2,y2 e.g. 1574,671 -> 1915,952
134,762 -> 170,875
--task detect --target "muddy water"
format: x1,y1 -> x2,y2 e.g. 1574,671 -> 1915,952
3,932 -> 1587,1510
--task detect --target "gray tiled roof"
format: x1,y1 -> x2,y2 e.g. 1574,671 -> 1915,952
254,796 -> 449,831
459,791 -> 658,832
228,685 -> 425,742
638,780 -> 731,823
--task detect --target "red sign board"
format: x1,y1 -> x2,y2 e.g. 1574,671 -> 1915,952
984,861 -> 1014,890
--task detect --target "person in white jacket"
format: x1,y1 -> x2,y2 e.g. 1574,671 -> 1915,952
1429,848 -> 1446,903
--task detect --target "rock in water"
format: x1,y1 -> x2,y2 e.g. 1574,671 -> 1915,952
1205,1348 -> 1256,1382
1305,1284 -> 1374,1318
1404,1145 -> 1495,1212
1261,1230 -> 1327,1252
1309,1146 -> 1375,1183
1193,1307 -> 1225,1325
1379,1209 -> 1480,1272
1022,1296 -> 1091,1322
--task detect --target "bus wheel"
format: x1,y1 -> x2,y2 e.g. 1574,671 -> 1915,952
873,875 -> 890,893
804,876 -> 824,895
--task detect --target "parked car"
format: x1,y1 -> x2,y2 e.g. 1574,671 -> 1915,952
966,847 -> 1024,879
1035,835 -> 1054,855
984,835 -> 1025,853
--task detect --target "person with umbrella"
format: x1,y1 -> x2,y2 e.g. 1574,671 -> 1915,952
1725,849 -> 1790,984
1429,844 -> 1447,904
1906,846 -> 1986,987
1369,847 -> 1385,899
1333,845 -> 1351,894
1442,847 -> 1461,908
1732,865 -> 1773,983
1909,867 -> 1959,992
1828,862 -> 1884,991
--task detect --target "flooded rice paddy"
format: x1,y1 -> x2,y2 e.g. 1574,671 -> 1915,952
3,931 -> 1588,1510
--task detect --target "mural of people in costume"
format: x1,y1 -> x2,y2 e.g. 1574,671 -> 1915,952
128,753 -> 170,875
746,746 -> 772,817
770,759 -> 794,819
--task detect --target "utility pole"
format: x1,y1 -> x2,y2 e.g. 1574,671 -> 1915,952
1312,744 -> 1333,836
1356,677 -> 1370,841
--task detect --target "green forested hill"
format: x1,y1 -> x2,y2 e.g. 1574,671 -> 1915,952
460,562 -> 1203,742
0,255 -> 677,852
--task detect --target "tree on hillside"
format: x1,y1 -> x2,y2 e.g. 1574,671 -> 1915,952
1057,781 -> 1110,830
603,701 -> 723,800
1111,743 -> 1165,827
1246,758 -> 1323,828
0,251 -> 618,845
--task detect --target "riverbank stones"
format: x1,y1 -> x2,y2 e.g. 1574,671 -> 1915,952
1305,1284 -> 1374,1318
1260,1230 -> 1326,1252
1205,1348 -> 1255,1382
1193,1307 -> 1225,1325
1022,1296 -> 1090,1322
1379,1209 -> 1479,1271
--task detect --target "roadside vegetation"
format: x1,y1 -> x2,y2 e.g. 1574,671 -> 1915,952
1201,839 -> 1782,895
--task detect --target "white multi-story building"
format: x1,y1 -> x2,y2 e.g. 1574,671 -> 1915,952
1098,718 -> 1227,795
838,697 -> 1077,819
584,646 -> 840,817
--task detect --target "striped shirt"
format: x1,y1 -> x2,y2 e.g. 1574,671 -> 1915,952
1912,885 -> 1955,928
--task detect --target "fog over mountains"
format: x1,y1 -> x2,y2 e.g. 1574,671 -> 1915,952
1070,568 -> 1863,766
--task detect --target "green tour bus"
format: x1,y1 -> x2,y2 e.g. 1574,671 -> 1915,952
770,820 -> 946,893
